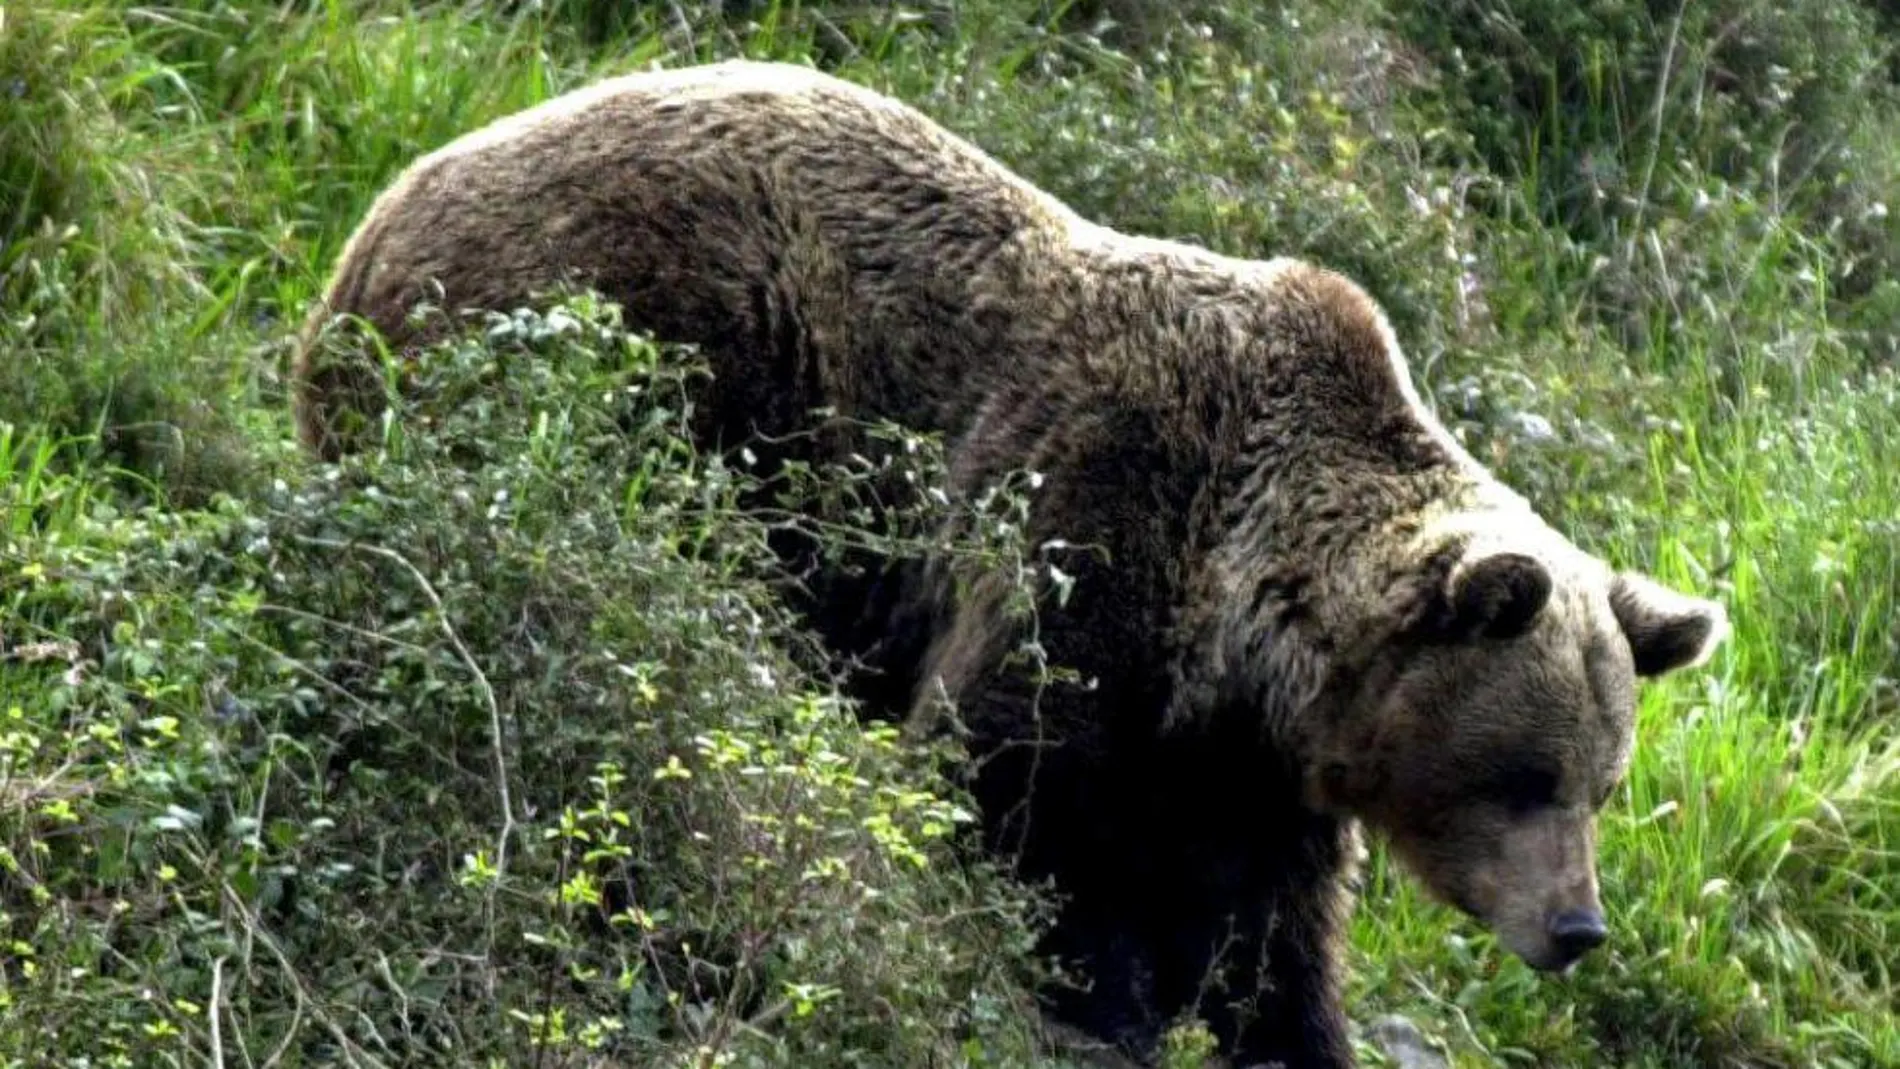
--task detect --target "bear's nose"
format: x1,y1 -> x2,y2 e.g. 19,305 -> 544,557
1547,908 -> 1609,963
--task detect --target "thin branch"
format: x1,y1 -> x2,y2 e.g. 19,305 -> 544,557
1631,1 -> 1685,237
219,884 -> 390,1069
209,955 -> 228,1069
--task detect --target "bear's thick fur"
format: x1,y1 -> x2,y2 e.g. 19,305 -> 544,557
291,60 -> 1730,1068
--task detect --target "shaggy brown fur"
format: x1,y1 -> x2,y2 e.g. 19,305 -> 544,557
291,60 -> 1730,1069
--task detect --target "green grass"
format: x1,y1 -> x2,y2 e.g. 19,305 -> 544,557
5,0 -> 1900,1066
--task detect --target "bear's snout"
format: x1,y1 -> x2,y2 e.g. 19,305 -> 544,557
1545,906 -> 1609,966
1481,891 -> 1611,974
1384,802 -> 1611,974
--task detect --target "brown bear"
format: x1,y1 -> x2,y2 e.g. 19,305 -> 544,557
290,59 -> 1730,1069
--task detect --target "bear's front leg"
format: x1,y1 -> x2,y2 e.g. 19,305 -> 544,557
1147,811 -> 1357,1069
1220,884 -> 1354,1069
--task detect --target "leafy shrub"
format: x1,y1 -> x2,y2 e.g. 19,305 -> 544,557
0,297 -> 1057,1068
1388,0 -> 1888,231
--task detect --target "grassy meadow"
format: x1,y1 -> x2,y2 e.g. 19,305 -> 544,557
5,0 -> 1900,1066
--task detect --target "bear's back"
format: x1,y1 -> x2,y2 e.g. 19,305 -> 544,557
328,58 -> 1082,336
297,60 -> 1089,455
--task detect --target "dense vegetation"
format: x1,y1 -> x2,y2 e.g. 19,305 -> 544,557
4,1 -> 1900,1066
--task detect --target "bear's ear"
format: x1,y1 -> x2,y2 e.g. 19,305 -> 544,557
1609,570 -> 1730,676
1444,552 -> 1553,640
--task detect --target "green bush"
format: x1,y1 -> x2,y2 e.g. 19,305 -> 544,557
0,297 -> 1056,1068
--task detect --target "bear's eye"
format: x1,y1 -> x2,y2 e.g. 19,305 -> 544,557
1487,762 -> 1560,814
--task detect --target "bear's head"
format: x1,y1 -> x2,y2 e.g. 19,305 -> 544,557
1297,529 -> 1729,972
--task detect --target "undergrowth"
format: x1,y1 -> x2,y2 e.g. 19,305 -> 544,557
0,296 -> 1056,1067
